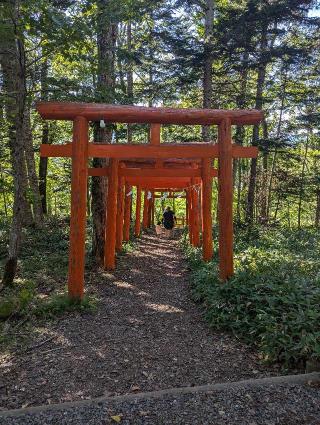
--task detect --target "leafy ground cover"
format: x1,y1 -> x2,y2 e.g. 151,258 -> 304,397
0,218 -> 96,343
0,217 -> 136,337
182,226 -> 320,369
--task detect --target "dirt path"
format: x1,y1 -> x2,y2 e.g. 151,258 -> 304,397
0,233 -> 278,410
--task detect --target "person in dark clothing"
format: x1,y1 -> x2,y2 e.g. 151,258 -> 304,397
162,206 -> 176,238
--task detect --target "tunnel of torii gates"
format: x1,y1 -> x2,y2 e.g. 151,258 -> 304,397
36,101 -> 262,300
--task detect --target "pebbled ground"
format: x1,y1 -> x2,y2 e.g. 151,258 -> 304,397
1,232 -> 279,411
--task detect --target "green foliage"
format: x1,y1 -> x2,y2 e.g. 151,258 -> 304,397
0,218 -> 96,324
121,239 -> 138,254
33,293 -> 96,318
183,226 -> 320,368
0,286 -> 96,321
19,218 -> 70,280
0,282 -> 35,319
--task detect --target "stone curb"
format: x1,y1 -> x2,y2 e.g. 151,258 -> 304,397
1,372 -> 319,418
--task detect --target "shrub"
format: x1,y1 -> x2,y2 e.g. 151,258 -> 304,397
183,226 -> 320,368
0,282 -> 35,319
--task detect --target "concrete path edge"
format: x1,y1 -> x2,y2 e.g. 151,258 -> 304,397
1,372 -> 319,418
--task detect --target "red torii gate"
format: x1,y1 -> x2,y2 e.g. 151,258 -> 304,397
37,101 -> 261,300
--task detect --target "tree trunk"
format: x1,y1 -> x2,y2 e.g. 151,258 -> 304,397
24,107 -> 43,225
0,171 -> 8,217
117,24 -> 126,95
39,122 -> 49,214
39,57 -> 49,214
297,137 -> 309,229
259,119 -> 269,223
1,20 -> 32,227
246,24 -> 268,224
21,157 -> 33,225
315,189 -> 320,228
202,0 -> 214,142
0,0 -> 29,285
234,52 -> 249,223
91,0 -> 117,266
127,20 -> 133,143
266,66 -> 287,219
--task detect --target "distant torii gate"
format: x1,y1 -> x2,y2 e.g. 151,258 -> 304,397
37,102 -> 261,299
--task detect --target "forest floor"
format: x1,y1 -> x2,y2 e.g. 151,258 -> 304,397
1,231 -> 276,407
1,230 -> 320,424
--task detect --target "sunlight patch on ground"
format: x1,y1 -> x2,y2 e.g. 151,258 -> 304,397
92,347 -> 107,359
102,272 -> 115,278
0,355 -> 13,369
127,317 -> 144,325
33,327 -> 71,346
113,281 -> 135,289
145,302 -> 184,313
137,290 -> 150,297
129,268 -> 143,274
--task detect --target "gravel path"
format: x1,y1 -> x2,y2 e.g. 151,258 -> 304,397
1,233 -> 279,411
1,381 -> 320,424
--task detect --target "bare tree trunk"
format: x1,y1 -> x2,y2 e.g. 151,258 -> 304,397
266,66 -> 287,219
39,57 -> 49,214
315,189 -> 320,228
234,52 -> 249,223
24,107 -> 43,225
273,193 -> 281,222
246,24 -> 268,224
0,172 -> 8,217
39,122 -> 49,213
297,136 -> 309,229
202,0 -> 214,142
127,20 -> 133,143
259,119 -> 269,222
1,31 -> 32,226
91,0 -> 117,266
0,0 -> 29,285
246,130 -> 259,224
287,201 -> 291,228
21,156 -> 33,225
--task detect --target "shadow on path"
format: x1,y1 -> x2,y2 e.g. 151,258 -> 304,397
0,233 -> 278,410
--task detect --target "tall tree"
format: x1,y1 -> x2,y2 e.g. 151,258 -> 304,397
126,19 -> 133,142
38,58 -> 50,214
23,106 -> 43,224
91,0 -> 117,265
202,0 -> 214,141
246,21 -> 268,224
0,0 -> 30,285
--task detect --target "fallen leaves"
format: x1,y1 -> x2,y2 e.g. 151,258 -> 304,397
110,414 -> 122,422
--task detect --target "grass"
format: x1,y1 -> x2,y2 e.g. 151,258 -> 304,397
33,293 -> 96,317
181,225 -> 320,369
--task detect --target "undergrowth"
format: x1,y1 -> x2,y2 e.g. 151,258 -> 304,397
0,217 -> 96,330
181,226 -> 320,369
0,283 -> 96,321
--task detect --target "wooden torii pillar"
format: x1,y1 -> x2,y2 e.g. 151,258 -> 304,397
147,190 -> 154,227
135,186 -> 142,237
142,190 -> 149,229
116,167 -> 125,252
202,158 -> 213,261
123,183 -> 132,242
191,176 -> 200,247
105,159 -> 119,270
185,190 -> 189,226
37,101 -> 261,299
186,188 -> 193,245
218,118 -> 233,279
68,116 -> 88,299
